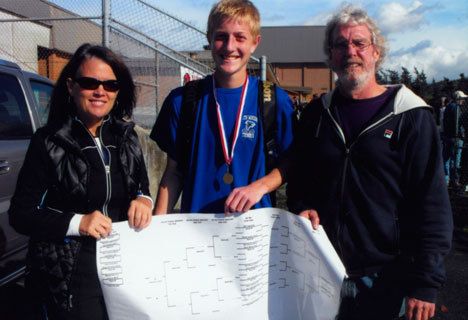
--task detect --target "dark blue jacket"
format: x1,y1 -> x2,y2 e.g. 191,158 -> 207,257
443,101 -> 464,139
288,85 -> 453,302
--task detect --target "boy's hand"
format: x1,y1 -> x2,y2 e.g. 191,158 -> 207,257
128,197 -> 153,229
224,168 -> 284,215
224,182 -> 268,215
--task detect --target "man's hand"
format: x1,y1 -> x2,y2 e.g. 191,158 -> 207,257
299,209 -> 320,230
128,197 -> 153,229
224,182 -> 268,215
79,210 -> 112,239
406,297 -> 435,320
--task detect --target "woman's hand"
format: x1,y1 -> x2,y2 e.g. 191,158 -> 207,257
79,211 -> 112,239
128,197 -> 153,229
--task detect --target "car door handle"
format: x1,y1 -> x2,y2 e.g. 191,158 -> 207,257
0,160 -> 11,174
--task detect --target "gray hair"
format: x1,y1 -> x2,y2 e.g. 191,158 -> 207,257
324,5 -> 387,69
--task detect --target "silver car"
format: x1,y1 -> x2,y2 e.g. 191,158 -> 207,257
0,59 -> 53,286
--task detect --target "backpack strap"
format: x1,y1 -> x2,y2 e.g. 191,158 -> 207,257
259,80 -> 278,172
259,80 -> 278,205
177,79 -> 204,175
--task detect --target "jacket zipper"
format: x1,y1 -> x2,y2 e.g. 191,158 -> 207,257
356,112 -> 395,139
96,124 -> 112,217
325,108 -> 396,259
76,118 -> 112,217
325,108 -> 347,257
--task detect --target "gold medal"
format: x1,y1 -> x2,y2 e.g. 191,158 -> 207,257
223,172 -> 234,184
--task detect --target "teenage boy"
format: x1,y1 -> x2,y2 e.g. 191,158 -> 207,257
151,0 -> 294,214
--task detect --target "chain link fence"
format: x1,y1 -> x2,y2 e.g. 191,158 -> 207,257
0,0 -> 261,197
0,0 -> 261,128
0,0 -> 216,126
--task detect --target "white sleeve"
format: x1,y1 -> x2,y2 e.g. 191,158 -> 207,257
66,214 -> 84,236
137,194 -> 154,210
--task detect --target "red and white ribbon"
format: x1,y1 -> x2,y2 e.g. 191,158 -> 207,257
212,75 -> 249,166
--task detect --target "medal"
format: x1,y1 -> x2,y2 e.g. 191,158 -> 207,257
223,170 -> 234,184
212,74 -> 249,185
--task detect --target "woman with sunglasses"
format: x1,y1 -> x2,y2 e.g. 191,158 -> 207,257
9,43 -> 153,319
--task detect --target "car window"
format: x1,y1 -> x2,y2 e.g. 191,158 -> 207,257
0,73 -> 33,140
30,79 -> 53,127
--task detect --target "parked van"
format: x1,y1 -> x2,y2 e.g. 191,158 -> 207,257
0,59 -> 53,285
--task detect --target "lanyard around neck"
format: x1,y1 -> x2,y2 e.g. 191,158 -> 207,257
212,74 -> 249,166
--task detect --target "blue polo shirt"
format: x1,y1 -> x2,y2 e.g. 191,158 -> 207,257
152,75 -> 294,213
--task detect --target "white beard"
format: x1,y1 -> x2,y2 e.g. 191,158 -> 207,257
332,55 -> 378,93
337,67 -> 373,92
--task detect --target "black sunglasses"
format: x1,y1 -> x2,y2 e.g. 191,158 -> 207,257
74,77 -> 120,92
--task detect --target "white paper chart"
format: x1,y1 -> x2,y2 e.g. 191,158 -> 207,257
96,208 -> 346,320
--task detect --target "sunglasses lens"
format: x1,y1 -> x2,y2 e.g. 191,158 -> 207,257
103,80 -> 120,92
75,77 -> 100,90
75,77 -> 120,92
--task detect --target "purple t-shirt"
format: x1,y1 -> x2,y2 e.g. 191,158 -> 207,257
334,87 -> 397,143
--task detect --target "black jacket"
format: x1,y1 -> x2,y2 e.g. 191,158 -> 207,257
9,116 -> 150,310
443,101 -> 464,139
288,85 -> 453,302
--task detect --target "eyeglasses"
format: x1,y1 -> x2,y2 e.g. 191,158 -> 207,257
73,77 -> 120,92
331,39 -> 373,52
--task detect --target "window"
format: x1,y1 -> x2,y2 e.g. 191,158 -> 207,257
30,79 -> 53,127
0,73 -> 32,140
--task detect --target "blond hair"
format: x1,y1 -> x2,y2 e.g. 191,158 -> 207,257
207,0 -> 260,43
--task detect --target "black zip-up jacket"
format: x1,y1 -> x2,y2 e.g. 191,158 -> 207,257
287,85 -> 453,302
9,116 -> 150,311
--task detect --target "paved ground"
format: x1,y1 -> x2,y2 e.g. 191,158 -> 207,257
433,192 -> 468,320
433,227 -> 468,319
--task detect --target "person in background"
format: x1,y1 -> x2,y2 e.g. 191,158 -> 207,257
287,5 -> 453,320
292,95 -> 300,108
151,0 -> 293,215
9,43 -> 153,319
437,96 -> 447,133
455,91 -> 468,192
443,90 -> 467,190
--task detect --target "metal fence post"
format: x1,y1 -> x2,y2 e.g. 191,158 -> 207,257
102,0 -> 110,47
155,45 -> 159,113
260,55 -> 267,81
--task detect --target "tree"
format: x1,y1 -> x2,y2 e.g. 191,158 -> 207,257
376,69 -> 388,84
441,77 -> 454,99
376,70 -> 384,83
430,78 -> 443,101
458,73 -> 468,92
412,67 -> 429,100
387,69 -> 399,84
400,67 -> 412,88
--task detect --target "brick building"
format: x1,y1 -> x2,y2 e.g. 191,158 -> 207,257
255,26 -> 335,103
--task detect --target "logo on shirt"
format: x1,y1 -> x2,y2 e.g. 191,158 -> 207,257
384,129 -> 394,139
241,115 -> 257,139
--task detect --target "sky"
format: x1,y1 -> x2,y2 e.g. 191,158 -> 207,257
148,0 -> 468,81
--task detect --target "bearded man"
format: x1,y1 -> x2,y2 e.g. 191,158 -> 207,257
287,5 -> 453,320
